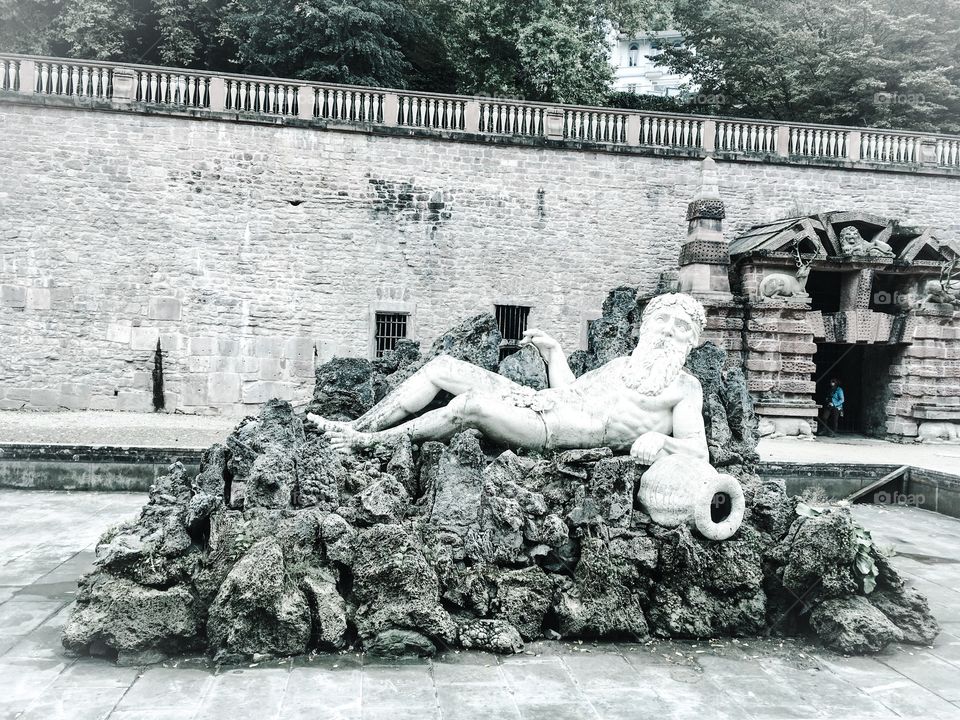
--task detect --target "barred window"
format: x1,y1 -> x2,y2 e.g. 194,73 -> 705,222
495,304 -> 530,361
374,312 -> 408,358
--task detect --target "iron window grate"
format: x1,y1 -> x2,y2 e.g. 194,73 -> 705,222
495,304 -> 531,361
375,312 -> 408,358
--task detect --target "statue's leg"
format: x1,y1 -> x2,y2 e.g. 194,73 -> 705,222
326,392 -> 547,454
346,355 -> 521,432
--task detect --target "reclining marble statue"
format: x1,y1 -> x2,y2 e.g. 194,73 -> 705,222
310,292 -> 745,540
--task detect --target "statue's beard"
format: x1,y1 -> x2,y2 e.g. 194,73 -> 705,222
625,333 -> 691,395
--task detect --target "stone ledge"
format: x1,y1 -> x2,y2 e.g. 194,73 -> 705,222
4,92 -> 960,178
0,442 -> 204,464
913,405 -> 960,420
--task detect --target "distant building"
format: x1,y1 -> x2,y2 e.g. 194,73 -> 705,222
609,30 -> 689,97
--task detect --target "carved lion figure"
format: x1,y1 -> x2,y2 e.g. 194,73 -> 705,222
838,226 -> 894,258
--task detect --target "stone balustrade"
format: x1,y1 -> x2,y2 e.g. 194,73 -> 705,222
2,52 -> 959,174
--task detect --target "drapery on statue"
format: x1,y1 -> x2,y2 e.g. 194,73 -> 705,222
309,292 -> 708,463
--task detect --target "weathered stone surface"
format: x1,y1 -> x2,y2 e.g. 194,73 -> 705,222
428,432 -> 484,535
685,342 -> 760,473
244,448 -> 296,509
294,436 -> 346,508
458,619 -> 524,653
586,287 -> 640,369
194,443 -> 228,497
588,456 -> 637,527
554,536 -> 649,639
207,537 -> 312,659
63,577 -> 200,657
227,399 -> 305,484
300,570 -> 348,650
352,524 -> 456,645
869,587 -> 940,645
366,629 -> 436,657
489,566 -> 555,640
775,509 -> 858,602
498,344 -> 548,390
350,473 -> 409,526
310,358 -> 375,420
810,596 -> 904,653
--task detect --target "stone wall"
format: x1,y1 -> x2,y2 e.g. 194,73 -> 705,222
1,101 -> 960,414
889,308 -> 960,439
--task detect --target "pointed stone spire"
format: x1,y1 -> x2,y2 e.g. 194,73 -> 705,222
677,157 -> 732,300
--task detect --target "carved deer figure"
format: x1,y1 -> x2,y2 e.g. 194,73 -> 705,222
758,251 -> 813,300
920,258 -> 960,308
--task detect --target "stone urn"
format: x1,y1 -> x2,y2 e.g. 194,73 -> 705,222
637,454 -> 745,541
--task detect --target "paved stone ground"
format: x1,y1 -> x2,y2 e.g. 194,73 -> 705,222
758,435 -> 960,476
0,412 -> 239,449
1,490 -> 959,719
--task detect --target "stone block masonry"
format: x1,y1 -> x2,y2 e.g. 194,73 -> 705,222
1,102 -> 960,414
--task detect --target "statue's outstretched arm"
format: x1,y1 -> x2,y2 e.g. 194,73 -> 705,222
520,328 -> 576,388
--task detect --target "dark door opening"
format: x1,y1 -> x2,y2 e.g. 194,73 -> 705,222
812,343 -> 895,436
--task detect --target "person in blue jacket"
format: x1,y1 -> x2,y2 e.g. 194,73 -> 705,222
819,378 -> 844,436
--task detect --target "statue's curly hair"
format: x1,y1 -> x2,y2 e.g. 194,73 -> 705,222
640,292 -> 707,341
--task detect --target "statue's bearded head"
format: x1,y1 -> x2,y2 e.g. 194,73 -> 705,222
628,293 -> 706,395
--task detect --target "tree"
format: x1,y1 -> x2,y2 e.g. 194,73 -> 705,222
219,0 -> 427,86
443,0 -> 614,105
656,0 -> 960,132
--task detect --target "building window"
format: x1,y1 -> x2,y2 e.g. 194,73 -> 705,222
628,43 -> 639,67
627,83 -> 637,93
495,304 -> 530,361
374,312 -> 408,357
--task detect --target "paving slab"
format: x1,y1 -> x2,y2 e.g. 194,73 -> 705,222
0,411 -> 238,450
0,491 -> 958,720
759,434 -> 960,475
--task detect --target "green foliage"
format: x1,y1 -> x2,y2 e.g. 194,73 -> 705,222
658,0 -> 960,132
443,0 -> 614,104
794,501 -> 883,595
219,0 -> 425,86
853,525 -> 880,594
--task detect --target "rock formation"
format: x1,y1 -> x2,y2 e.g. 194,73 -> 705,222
63,288 -> 938,663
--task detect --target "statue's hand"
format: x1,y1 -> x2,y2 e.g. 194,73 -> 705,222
630,432 -> 667,464
519,328 -> 562,362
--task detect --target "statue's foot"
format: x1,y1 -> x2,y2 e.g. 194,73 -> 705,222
325,425 -> 375,455
306,413 -> 354,432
